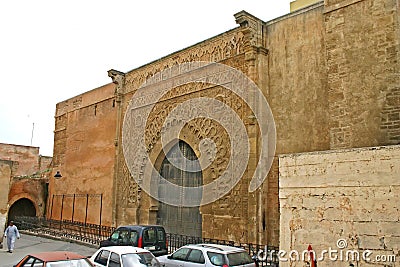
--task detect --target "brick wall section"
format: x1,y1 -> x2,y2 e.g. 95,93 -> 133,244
279,145 -> 400,267
325,0 -> 400,149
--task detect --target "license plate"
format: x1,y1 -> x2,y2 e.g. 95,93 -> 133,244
145,246 -> 156,250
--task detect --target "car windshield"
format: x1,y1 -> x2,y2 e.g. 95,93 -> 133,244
121,252 -> 161,267
226,252 -> 253,266
46,258 -> 93,267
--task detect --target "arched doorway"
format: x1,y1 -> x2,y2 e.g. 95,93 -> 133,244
156,141 -> 202,237
8,198 -> 36,222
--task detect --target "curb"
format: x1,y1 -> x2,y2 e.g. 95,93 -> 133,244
20,230 -> 99,249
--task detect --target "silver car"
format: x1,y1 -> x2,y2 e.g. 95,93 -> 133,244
158,244 -> 256,267
90,246 -> 162,267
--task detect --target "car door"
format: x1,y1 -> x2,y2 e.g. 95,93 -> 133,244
164,247 -> 191,267
142,227 -> 157,250
108,252 -> 121,267
183,249 -> 206,267
155,227 -> 167,255
92,249 -> 111,267
129,229 -> 139,246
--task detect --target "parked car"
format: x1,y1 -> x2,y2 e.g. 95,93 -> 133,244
158,244 -> 256,267
13,251 -> 94,267
100,225 -> 168,256
90,246 -> 162,267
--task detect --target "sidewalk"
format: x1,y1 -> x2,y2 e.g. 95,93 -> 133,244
0,232 -> 97,267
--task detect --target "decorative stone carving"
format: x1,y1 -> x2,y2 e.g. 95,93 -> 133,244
124,29 -> 245,93
108,69 -> 125,102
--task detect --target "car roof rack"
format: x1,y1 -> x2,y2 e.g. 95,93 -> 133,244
194,244 -> 225,251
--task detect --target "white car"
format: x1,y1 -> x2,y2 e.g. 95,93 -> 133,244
90,246 -> 162,267
157,244 -> 256,267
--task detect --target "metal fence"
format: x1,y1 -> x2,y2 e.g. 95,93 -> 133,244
15,216 -> 114,245
15,216 -> 279,266
167,233 -> 279,266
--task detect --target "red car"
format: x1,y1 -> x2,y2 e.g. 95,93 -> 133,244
13,251 -> 94,267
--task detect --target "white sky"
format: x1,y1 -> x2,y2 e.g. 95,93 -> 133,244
0,0 -> 291,156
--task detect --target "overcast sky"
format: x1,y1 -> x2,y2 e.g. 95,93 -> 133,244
0,0 -> 291,156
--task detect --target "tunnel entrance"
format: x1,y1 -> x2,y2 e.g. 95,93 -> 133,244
8,198 -> 36,222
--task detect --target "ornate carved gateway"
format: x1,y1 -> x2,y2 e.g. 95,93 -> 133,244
108,12 -> 273,245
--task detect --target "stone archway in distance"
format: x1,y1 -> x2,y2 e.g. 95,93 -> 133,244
8,198 -> 36,222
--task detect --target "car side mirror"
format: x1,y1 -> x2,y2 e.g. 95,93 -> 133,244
167,255 -> 172,259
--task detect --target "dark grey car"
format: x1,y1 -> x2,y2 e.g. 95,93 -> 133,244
100,225 -> 168,256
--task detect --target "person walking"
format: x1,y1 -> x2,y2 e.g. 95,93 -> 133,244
4,221 -> 20,253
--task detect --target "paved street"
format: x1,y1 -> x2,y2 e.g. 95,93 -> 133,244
0,232 -> 98,267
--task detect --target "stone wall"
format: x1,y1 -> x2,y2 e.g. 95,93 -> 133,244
279,145 -> 400,267
8,177 -> 48,217
50,82 -> 116,225
0,144 -> 52,223
0,143 -> 40,177
266,2 -> 330,155
0,160 -> 13,245
325,0 -> 400,149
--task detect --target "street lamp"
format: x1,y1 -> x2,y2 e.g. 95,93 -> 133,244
54,171 -> 62,178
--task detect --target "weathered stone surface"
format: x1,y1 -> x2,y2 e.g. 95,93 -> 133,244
0,143 -> 40,177
279,146 -> 400,267
51,83 -> 116,225
0,144 -> 52,221
325,0 -> 400,149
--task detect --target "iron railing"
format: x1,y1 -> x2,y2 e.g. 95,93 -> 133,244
167,233 -> 279,266
15,216 -> 279,266
15,216 -> 114,245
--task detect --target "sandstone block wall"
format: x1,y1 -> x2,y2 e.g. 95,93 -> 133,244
325,0 -> 400,149
279,145 -> 400,267
266,2 -> 330,155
